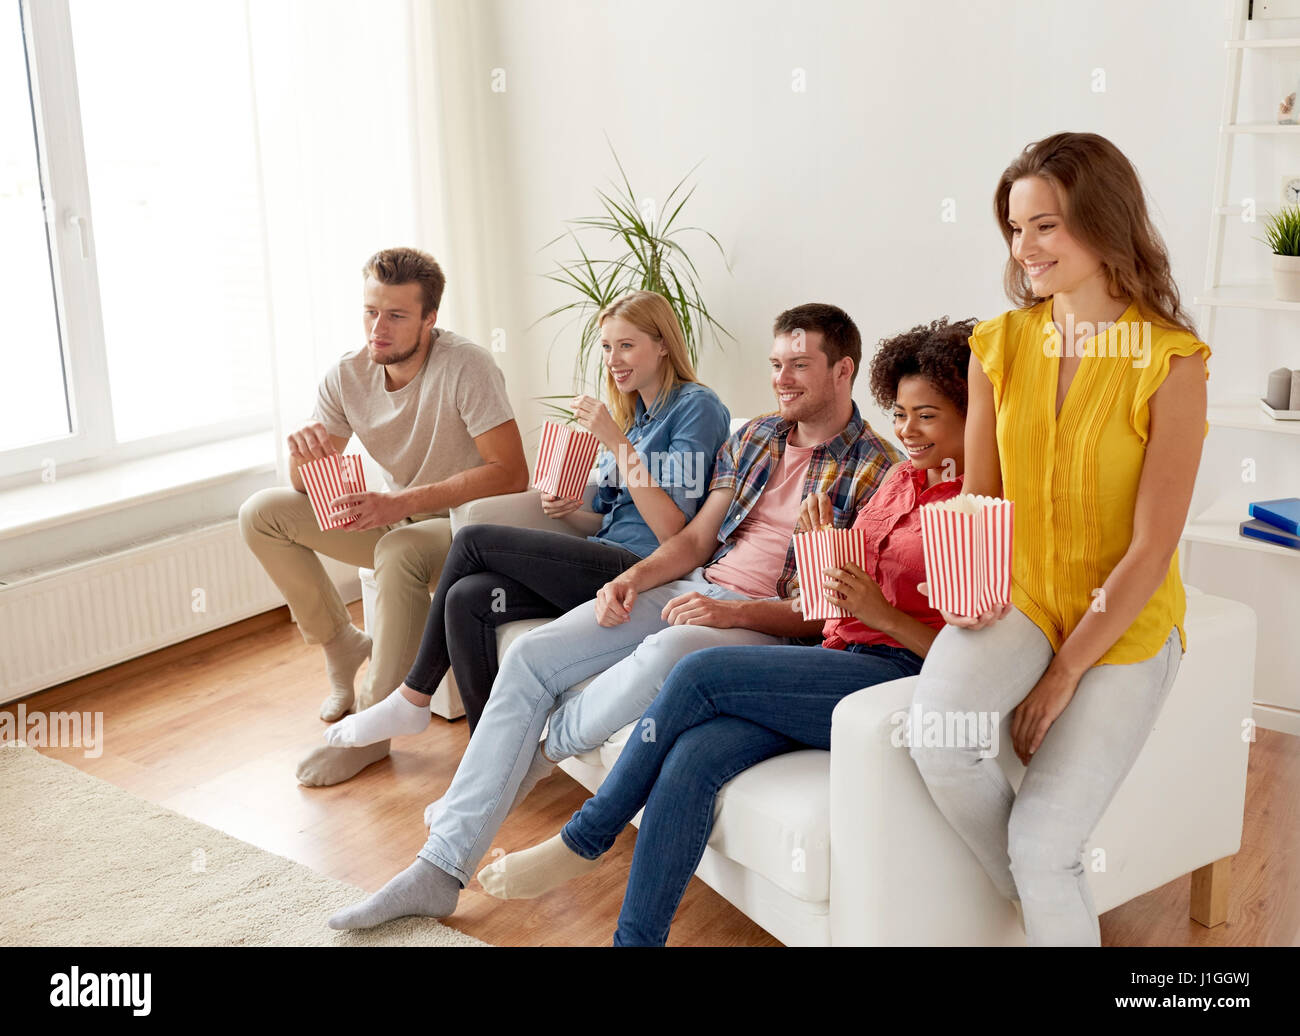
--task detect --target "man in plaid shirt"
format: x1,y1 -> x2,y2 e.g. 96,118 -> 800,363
329,302 -> 901,929
699,388 -> 892,603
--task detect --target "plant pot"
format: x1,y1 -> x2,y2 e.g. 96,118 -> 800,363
1272,253 -> 1300,301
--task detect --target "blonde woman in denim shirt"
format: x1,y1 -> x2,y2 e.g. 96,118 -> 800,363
322,291 -> 729,752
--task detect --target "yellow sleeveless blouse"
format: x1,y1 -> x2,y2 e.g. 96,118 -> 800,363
969,298 -> 1211,665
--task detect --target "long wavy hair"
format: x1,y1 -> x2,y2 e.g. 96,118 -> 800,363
597,290 -> 700,432
993,132 -> 1198,336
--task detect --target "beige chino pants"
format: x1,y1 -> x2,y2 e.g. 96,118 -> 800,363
237,486 -> 452,710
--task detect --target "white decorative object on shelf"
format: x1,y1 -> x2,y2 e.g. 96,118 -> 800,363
1259,397 -> 1300,419
1266,366 -> 1293,406
1278,86 -> 1298,122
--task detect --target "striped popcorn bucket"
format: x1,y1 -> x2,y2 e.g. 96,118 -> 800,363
532,421 -> 601,501
299,454 -> 367,531
792,527 -> 871,620
918,494 -> 1014,617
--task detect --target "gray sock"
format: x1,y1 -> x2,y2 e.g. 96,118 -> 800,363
319,624 -> 371,722
327,858 -> 460,930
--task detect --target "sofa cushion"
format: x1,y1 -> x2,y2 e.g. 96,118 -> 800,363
601,722 -> 832,902
706,750 -> 831,903
496,617 -> 549,657
608,727 -> 832,903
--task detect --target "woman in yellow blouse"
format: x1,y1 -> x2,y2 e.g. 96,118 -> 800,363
909,131 -> 1211,946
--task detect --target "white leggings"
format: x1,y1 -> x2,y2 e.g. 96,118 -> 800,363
909,607 -> 1182,946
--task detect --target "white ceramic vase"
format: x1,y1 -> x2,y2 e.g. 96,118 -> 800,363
1271,253 -> 1300,302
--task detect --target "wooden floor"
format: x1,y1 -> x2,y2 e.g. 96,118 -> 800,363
6,603 -> 1298,947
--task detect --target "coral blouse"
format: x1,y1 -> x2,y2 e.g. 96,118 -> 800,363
822,461 -> 963,652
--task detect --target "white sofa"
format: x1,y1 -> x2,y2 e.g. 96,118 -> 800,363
360,484 -> 1256,947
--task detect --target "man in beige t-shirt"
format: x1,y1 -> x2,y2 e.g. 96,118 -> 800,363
239,247 -> 527,787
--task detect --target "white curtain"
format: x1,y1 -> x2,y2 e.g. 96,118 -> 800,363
411,0 -> 516,359
245,0 -> 520,483
412,0 -> 530,426
247,0 -> 430,483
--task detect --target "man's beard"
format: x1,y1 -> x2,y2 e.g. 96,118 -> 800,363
369,336 -> 422,365
778,387 -> 832,424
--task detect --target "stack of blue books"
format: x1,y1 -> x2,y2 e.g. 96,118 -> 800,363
1240,498 -> 1300,550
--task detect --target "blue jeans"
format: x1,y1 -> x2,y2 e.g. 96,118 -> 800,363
558,641 -> 925,946
416,569 -> 787,884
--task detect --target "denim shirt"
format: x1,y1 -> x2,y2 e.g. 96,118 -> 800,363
588,381 -> 732,559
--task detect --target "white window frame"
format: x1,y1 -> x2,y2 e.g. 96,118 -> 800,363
1,0 -> 272,485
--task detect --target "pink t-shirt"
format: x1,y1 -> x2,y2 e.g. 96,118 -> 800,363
704,442 -> 815,598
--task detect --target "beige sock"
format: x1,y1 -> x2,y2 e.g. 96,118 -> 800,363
295,740 -> 390,787
476,833 -> 600,900
319,624 -> 371,722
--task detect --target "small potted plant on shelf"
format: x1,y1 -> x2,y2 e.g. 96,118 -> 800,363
1261,204 -> 1300,301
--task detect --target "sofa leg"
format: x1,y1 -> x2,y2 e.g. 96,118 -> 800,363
1189,857 -> 1231,928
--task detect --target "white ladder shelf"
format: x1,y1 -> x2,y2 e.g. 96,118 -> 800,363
1184,0 -> 1300,562
1184,0 -> 1300,737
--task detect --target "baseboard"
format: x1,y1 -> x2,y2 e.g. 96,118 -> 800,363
1253,703 -> 1300,737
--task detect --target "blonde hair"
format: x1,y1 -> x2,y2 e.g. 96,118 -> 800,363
993,132 -> 1198,336
597,291 -> 700,431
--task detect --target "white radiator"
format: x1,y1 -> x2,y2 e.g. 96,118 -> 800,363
0,519 -> 358,705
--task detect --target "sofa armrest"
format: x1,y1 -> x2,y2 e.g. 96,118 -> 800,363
827,591 -> 1256,946
828,676 -> 1023,946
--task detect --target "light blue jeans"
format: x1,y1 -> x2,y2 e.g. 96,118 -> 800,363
909,606 -> 1182,947
416,568 -> 788,884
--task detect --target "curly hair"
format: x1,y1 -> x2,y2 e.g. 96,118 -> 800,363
868,317 -> 977,416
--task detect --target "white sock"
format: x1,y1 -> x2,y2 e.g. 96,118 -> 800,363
319,624 -> 371,722
325,687 -> 429,747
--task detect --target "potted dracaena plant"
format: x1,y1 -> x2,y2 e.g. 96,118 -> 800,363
1261,204 -> 1300,301
534,143 -> 732,424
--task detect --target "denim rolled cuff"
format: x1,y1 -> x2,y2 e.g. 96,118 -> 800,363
416,844 -> 470,887
560,818 -> 609,861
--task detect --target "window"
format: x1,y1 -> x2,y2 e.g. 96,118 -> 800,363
1,0 -> 273,482
0,5 -> 69,453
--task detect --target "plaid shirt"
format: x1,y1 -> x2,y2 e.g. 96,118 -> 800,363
706,402 -> 902,599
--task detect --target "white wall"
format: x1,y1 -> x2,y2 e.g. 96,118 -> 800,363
441,0 -> 1229,439
431,0 -> 1300,723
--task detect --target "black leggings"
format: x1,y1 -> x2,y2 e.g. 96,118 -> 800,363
404,524 -> 642,731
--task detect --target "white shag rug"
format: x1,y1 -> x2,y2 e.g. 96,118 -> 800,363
0,744 -> 487,947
